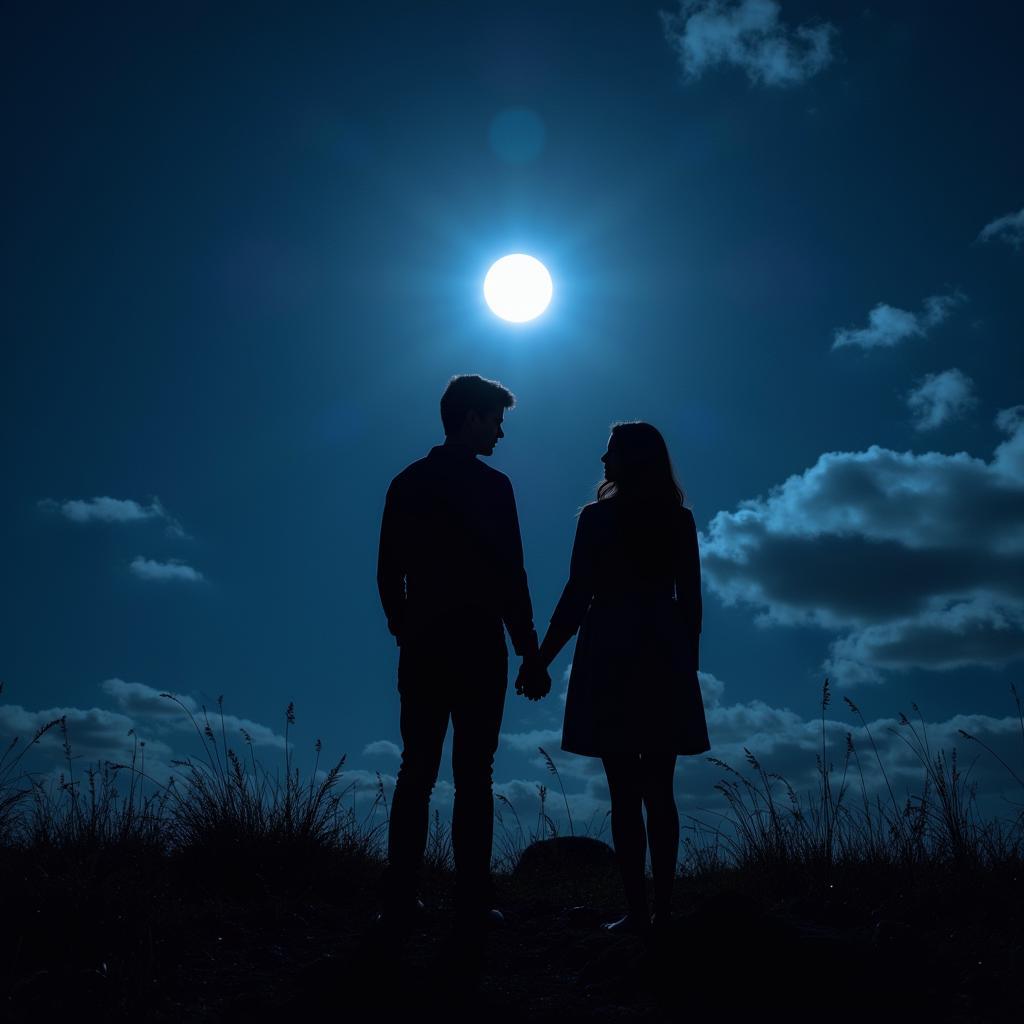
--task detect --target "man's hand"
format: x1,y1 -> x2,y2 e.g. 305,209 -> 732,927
515,654 -> 551,701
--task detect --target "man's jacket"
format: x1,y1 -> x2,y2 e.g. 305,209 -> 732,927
377,443 -> 538,656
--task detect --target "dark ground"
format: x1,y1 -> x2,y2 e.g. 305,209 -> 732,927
3,837 -> 1022,1023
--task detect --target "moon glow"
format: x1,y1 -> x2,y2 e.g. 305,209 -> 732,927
483,254 -> 553,323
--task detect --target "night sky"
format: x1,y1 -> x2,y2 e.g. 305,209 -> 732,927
3,1 -> 1023,836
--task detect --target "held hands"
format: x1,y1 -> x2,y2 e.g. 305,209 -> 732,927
515,653 -> 551,701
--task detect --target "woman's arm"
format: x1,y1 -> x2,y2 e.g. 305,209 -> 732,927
536,506 -> 598,669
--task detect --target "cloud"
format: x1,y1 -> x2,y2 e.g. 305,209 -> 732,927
99,678 -> 286,748
698,670 -> 727,709
362,739 -> 401,759
38,496 -> 187,537
825,594 -> 1024,677
129,557 -> 204,583
832,292 -> 963,351
0,702 -> 177,781
977,207 -> 1024,249
907,368 -> 977,431
498,728 -> 564,753
660,0 -> 836,87
701,408 -> 1024,683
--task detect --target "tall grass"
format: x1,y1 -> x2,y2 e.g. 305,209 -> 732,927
684,679 -> 1024,879
0,692 -> 388,871
2,681 -> 1022,882
25,721 -> 172,852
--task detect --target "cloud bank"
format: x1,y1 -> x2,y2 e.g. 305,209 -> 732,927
660,0 -> 836,87
700,408 -> 1024,684
832,293 -> 963,351
907,369 -> 977,431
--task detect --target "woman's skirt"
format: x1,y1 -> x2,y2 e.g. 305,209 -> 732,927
560,596 -> 711,757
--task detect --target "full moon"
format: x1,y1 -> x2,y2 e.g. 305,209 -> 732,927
483,254 -> 553,323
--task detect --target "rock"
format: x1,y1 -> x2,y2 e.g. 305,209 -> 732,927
512,836 -> 617,882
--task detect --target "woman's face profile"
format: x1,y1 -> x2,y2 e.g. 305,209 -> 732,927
601,433 -> 623,482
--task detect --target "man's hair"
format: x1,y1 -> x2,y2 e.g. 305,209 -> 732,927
440,374 -> 515,435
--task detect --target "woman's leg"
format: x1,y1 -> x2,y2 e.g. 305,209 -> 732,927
640,753 -> 678,917
601,753 -> 648,921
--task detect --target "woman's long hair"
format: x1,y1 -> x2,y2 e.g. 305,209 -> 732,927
596,421 -> 685,507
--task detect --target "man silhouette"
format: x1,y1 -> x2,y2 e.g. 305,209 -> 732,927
376,374 -> 550,930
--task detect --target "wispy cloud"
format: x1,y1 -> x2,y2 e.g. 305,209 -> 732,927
832,293 -> 963,351
907,368 -> 977,431
38,495 -> 187,538
700,407 -> 1024,684
977,207 -> 1024,249
660,0 -> 836,87
129,556 -> 203,583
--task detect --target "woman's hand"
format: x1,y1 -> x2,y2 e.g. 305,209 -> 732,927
515,654 -> 551,701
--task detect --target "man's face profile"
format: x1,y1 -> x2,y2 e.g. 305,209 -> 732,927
466,407 -> 505,456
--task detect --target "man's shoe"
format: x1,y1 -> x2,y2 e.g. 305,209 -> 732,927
454,906 -> 505,932
650,910 -> 673,933
372,897 -> 425,931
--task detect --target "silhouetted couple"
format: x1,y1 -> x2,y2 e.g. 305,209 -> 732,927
376,374 -> 710,936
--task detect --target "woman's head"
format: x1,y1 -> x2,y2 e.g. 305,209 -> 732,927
597,421 -> 685,505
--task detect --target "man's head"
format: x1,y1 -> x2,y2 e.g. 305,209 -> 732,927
440,374 -> 515,456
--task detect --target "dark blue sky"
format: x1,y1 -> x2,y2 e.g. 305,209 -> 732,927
3,1 -> 1023,830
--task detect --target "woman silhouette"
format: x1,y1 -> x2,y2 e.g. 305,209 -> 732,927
518,422 -> 710,932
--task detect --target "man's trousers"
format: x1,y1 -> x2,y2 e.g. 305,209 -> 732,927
383,636 -> 508,913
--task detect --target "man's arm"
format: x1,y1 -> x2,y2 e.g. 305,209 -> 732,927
498,477 -> 539,658
377,479 -> 407,644
676,507 -> 702,673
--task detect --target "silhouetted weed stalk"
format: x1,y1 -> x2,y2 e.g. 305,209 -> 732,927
492,750 -> 610,872
688,679 -> 1024,876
